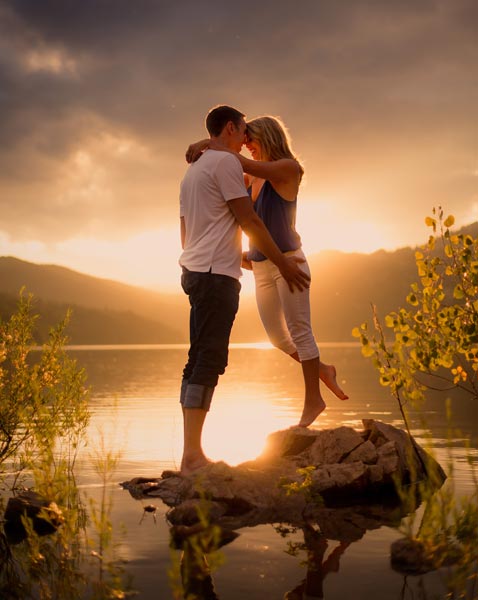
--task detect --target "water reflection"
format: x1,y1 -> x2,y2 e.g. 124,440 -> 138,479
170,523 -> 239,600
284,526 -> 350,599
56,346 -> 478,598
164,499 -> 412,600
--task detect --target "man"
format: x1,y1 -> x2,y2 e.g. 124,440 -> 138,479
179,105 -> 309,475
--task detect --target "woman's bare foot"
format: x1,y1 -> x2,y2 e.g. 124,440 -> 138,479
320,363 -> 348,400
297,397 -> 326,428
180,453 -> 212,477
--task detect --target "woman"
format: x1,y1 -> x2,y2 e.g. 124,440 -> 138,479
188,116 -> 347,427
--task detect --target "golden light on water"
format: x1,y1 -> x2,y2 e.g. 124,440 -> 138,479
80,344 -> 354,471
203,390 -> 291,465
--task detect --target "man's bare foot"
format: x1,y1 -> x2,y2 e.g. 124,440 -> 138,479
180,453 -> 212,477
320,363 -> 348,400
297,397 -> 326,428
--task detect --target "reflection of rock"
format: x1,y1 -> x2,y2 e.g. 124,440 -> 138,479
121,420 -> 446,532
309,503 -> 406,543
170,521 -> 240,551
3,491 -> 64,544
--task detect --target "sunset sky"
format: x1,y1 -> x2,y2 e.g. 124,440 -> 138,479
0,0 -> 477,292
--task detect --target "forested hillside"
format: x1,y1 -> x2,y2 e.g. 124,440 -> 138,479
1,222 -> 475,343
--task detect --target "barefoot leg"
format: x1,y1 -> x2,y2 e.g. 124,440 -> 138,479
319,363 -> 348,400
297,357 -> 326,427
289,353 -> 348,401
180,407 -> 212,476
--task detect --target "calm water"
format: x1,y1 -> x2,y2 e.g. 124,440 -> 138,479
17,345 -> 478,599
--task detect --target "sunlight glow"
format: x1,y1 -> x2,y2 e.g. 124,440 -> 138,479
462,201 -> 478,225
297,199 -> 391,254
1,192 -> 404,291
202,389 -> 291,465
0,228 -> 184,291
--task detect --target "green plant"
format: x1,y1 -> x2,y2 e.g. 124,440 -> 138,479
0,292 -> 90,478
352,208 -> 477,429
0,293 -> 133,599
352,209 -> 478,598
87,432 -> 132,600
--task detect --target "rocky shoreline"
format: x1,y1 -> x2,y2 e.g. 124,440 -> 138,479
121,419 -> 446,531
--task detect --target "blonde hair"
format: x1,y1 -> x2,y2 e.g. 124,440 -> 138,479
246,116 -> 304,179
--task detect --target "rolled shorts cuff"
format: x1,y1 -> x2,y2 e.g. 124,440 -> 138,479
181,383 -> 215,411
180,379 -> 189,404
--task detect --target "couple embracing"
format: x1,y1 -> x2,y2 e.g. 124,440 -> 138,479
179,105 -> 348,475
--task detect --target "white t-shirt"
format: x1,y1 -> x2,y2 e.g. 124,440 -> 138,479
179,150 -> 248,280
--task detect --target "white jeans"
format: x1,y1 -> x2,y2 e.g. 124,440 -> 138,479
252,248 -> 320,361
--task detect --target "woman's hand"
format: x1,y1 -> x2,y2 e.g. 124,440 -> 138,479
185,139 -> 210,163
241,251 -> 253,271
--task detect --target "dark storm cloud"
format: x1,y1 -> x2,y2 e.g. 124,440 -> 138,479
0,0 -> 476,242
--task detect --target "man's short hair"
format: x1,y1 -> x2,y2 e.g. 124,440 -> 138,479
206,105 -> 245,137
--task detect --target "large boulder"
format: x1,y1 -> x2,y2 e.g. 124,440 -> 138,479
121,420 -> 446,530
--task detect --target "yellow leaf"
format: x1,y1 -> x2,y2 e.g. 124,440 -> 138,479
443,215 -> 455,228
385,315 -> 395,328
425,217 -> 436,227
361,344 -> 375,358
351,327 -> 361,338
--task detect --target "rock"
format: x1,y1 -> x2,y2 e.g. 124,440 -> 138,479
3,491 -> 64,544
391,538 -> 436,574
363,420 -> 446,484
390,537 -> 462,574
308,427 -> 364,465
121,420 -> 446,531
367,463 -> 384,483
261,428 -> 317,460
343,440 -> 377,464
120,477 -> 164,499
167,499 -> 227,526
146,477 -> 193,506
376,441 -> 400,476
121,475 -> 193,505
319,461 -> 368,491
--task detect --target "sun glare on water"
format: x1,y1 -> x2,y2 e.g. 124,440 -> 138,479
202,388 -> 291,465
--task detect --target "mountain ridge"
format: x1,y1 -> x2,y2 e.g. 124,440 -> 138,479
1,220 -> 476,344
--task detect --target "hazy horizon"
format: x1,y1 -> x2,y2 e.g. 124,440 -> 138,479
4,215 -> 478,295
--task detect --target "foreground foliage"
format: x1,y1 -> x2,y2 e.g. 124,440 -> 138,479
0,292 -> 89,475
353,208 -> 477,411
0,294 -> 131,599
353,209 -> 478,598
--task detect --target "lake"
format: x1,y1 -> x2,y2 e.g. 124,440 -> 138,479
4,344 -> 478,599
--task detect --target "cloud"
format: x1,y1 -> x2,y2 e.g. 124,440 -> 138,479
0,0 -> 476,247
